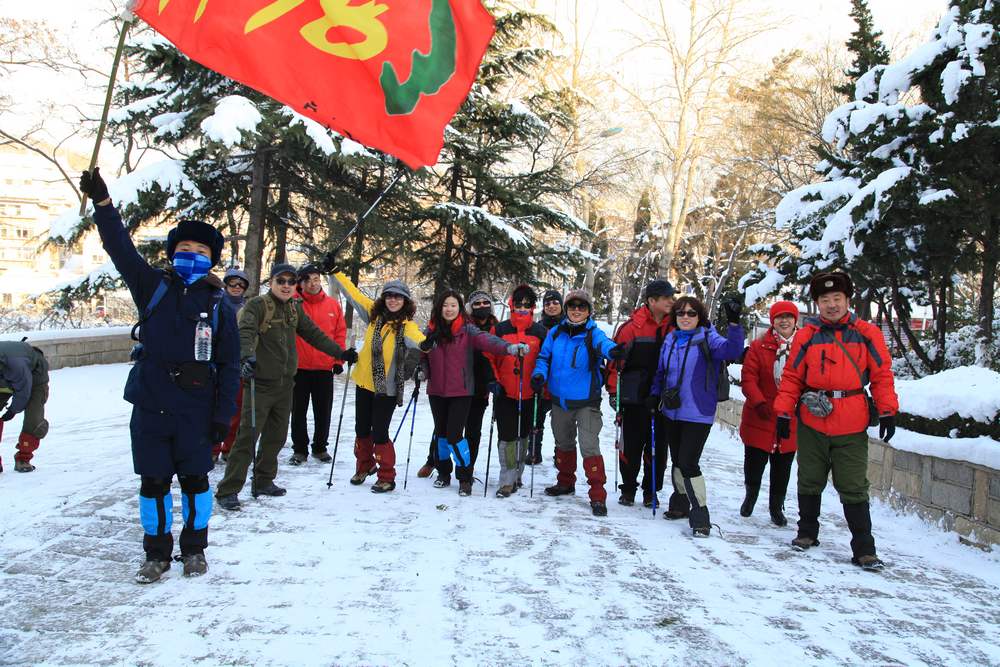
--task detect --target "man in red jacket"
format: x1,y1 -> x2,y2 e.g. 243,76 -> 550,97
289,263 -> 347,465
774,271 -> 898,571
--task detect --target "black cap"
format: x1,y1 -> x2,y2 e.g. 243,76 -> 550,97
511,284 -> 537,307
269,263 -> 297,280
643,279 -> 675,300
297,262 -> 323,281
542,289 -> 562,305
166,219 -> 225,267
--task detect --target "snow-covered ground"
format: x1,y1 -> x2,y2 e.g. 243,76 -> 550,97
2,364 -> 999,666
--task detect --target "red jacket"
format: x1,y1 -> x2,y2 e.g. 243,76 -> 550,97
607,306 -> 672,404
774,313 -> 898,436
739,330 -> 797,453
488,310 -> 548,400
295,288 -> 347,371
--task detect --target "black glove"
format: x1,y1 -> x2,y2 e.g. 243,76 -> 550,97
79,167 -> 110,204
413,366 -> 427,382
776,415 -> 791,441
487,381 -> 502,397
319,250 -> 340,274
530,374 -> 545,392
608,392 -> 618,411
211,422 -> 229,443
643,395 -> 660,413
608,344 -> 628,361
339,348 -> 358,364
879,415 -> 895,443
0,409 -> 15,422
419,330 -> 439,352
722,297 -> 743,324
333,364 -> 344,375
240,356 -> 256,379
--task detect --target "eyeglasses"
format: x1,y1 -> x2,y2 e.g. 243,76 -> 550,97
675,309 -> 698,318
225,282 -> 247,290
471,301 -> 491,308
384,293 -> 404,301
272,277 -> 296,286
513,301 -> 534,309
566,302 -> 589,311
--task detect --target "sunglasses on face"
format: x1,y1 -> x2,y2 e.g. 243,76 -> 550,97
675,309 -> 698,318
226,282 -> 247,290
566,302 -> 588,311
384,293 -> 404,301
544,299 -> 561,306
471,301 -> 491,308
273,277 -> 296,286
514,302 -> 534,310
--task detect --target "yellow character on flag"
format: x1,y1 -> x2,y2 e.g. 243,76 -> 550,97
245,0 -> 388,61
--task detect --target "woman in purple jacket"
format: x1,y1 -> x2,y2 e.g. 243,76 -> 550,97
648,296 -> 744,537
419,290 -> 525,496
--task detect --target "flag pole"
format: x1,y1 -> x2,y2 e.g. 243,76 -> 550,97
80,16 -> 133,215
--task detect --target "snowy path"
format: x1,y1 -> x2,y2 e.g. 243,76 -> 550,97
1,364 -> 999,666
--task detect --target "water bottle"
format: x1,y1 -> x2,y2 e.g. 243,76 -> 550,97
195,312 -> 212,361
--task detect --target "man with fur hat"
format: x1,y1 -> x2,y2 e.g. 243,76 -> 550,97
81,167 -> 241,583
773,271 -> 898,570
0,341 -> 49,473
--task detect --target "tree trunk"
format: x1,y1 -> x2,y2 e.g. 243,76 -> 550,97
272,179 -> 290,265
244,147 -> 271,296
978,214 -> 998,366
889,269 -> 934,373
435,162 -> 460,295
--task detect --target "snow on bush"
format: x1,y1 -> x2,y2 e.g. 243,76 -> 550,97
895,366 -> 1000,422
200,95 -> 262,147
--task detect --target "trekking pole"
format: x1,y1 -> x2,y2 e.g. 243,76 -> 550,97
516,356 -> 524,491
530,393 -> 539,498
650,414 -> 658,519
250,376 -> 259,498
613,377 -> 622,489
392,391 -> 416,443
327,362 -> 353,488
482,402 -> 495,498
403,379 -> 421,490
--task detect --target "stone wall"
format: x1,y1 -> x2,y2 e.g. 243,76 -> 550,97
715,399 -> 1000,550
0,327 -> 134,370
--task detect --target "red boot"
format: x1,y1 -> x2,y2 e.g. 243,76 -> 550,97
583,455 -> 608,503
545,449 -> 577,496
15,433 -> 40,472
351,436 -> 376,485
372,441 -> 396,492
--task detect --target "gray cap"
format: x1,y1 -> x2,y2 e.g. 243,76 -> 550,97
269,263 -> 297,280
381,279 -> 411,300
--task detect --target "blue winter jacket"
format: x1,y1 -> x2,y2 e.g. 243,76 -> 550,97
649,324 -> 744,424
533,318 -> 617,409
94,204 -> 240,423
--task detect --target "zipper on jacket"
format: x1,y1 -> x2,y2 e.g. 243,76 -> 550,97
821,350 -> 826,374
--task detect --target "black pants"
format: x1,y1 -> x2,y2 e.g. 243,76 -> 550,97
494,395 -> 535,442
429,395 -> 474,482
619,405 -> 668,497
354,387 -> 398,443
532,397 -> 552,455
662,419 -> 712,478
425,395 -> 490,468
744,446 -> 795,507
291,369 -> 334,454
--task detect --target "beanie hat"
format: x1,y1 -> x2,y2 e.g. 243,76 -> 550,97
166,219 -> 224,267
769,300 -> 799,324
381,279 -> 412,300
809,271 -> 854,300
563,289 -> 593,312
467,290 -> 493,305
643,279 -> 675,300
223,267 -> 250,287
542,289 -> 563,305
510,284 -> 537,307
269,263 -> 297,280
297,262 -> 323,281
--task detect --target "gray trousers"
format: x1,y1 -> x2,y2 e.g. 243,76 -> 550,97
551,404 -> 602,456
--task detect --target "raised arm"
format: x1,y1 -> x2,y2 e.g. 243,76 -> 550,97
332,272 -> 373,324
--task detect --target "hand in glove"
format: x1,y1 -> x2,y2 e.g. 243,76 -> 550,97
333,364 -> 344,375
721,296 -> 744,324
339,348 -> 358,365
211,422 -> 229,444
487,381 -> 502,397
608,344 -> 628,361
508,342 -> 530,357
879,415 -> 896,443
319,250 -> 340,275
754,402 -> 773,421
413,366 -> 427,383
79,167 -> 111,205
776,415 -> 791,441
643,395 -> 660,413
418,330 -> 439,352
240,356 -> 256,379
530,374 -> 545,392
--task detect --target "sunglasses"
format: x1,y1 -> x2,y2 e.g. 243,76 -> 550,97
543,299 -> 561,306
384,293 -> 405,301
566,302 -> 589,311
471,301 -> 491,307
272,277 -> 296,286
675,309 -> 699,318
513,301 -> 534,309
225,281 -> 247,290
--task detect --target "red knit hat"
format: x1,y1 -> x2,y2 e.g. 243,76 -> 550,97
769,301 -> 799,324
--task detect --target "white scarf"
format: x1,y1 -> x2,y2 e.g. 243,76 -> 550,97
773,329 -> 794,386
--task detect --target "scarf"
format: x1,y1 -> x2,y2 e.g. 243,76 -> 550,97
674,328 -> 696,349
370,316 -> 407,405
772,328 -> 794,386
172,251 -> 212,285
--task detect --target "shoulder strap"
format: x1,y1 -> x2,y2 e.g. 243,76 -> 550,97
131,276 -> 171,342
830,333 -> 867,387
259,295 -> 276,335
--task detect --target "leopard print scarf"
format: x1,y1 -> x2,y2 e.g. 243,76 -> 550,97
370,316 -> 407,405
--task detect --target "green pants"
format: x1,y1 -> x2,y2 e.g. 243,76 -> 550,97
217,377 -> 293,497
796,422 -> 869,504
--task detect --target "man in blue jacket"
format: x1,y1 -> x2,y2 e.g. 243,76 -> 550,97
81,168 -> 240,584
531,289 -> 626,516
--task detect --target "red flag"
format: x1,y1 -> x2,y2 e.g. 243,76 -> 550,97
132,0 -> 495,168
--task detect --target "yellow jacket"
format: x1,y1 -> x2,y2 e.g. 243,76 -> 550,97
333,272 -> 424,396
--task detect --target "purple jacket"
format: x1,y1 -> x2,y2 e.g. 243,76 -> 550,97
650,324 -> 744,424
423,323 -> 510,397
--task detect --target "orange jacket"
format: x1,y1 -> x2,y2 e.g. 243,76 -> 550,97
487,310 -> 547,400
295,288 -> 347,371
773,313 -> 898,436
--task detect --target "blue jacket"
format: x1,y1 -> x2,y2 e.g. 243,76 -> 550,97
533,318 -> 616,409
94,204 -> 240,423
650,324 -> 744,424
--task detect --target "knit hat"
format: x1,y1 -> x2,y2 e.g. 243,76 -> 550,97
542,289 -> 563,305
297,262 -> 323,281
809,271 -> 854,300
166,219 -> 224,267
510,284 -> 537,307
643,279 -> 675,300
563,289 -> 593,312
381,279 -> 412,300
467,290 -> 493,305
223,267 -> 250,288
769,300 -> 799,324
269,263 -> 297,280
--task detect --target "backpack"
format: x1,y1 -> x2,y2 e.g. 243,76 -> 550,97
130,275 -> 223,359
259,293 -> 298,335
698,334 -> 730,403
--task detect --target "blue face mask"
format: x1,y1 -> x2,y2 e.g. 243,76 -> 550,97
173,251 -> 212,285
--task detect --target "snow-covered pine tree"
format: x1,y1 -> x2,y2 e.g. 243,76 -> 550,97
834,0 -> 892,101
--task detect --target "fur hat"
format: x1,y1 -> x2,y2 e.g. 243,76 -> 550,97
563,289 -> 593,312
166,219 -> 224,267
643,279 -> 675,300
809,271 -> 854,300
769,300 -> 799,324
381,279 -> 412,300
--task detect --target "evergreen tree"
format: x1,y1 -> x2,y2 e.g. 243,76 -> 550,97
834,0 -> 891,100
618,189 -> 656,315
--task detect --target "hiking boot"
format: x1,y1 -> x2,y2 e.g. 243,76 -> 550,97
216,493 -> 241,511
350,466 -> 377,485
692,526 -> 711,538
417,464 -> 433,478
662,509 -> 688,520
618,490 -> 635,506
770,504 -> 788,527
791,535 -> 820,551
591,501 -> 608,517
852,554 -> 885,571
458,481 -> 472,497
544,484 -> 574,497
433,476 -> 451,488
182,553 -> 208,577
371,480 -> 396,494
496,485 -> 513,498
642,494 -> 659,509
514,479 -> 524,491
252,481 -> 286,497
312,450 -> 332,463
288,453 -> 307,466
135,559 -> 171,584
14,460 -> 35,473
